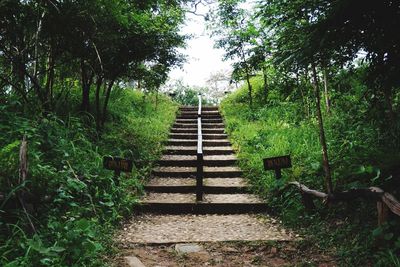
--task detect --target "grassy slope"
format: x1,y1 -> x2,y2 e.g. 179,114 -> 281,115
220,78 -> 400,266
0,89 -> 177,266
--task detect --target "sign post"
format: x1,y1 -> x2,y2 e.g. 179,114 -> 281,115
103,156 -> 133,184
263,155 -> 292,179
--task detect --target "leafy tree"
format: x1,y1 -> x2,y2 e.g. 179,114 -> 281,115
210,0 -> 259,108
0,0 -> 186,128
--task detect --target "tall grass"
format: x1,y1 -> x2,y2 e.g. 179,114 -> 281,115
220,75 -> 400,265
0,88 -> 177,266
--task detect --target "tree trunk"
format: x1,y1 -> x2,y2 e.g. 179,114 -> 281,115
311,63 -> 333,195
33,11 -> 45,79
296,71 -> 309,117
304,72 -> 313,118
80,59 -> 93,112
44,46 -> 55,111
155,89 -> 159,110
262,65 -> 268,104
245,72 -> 253,108
101,78 -> 115,127
95,76 -> 103,130
323,68 -> 331,114
240,47 -> 252,109
383,87 -> 396,125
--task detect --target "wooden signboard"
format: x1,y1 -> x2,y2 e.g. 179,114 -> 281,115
263,155 -> 291,179
103,156 -> 133,174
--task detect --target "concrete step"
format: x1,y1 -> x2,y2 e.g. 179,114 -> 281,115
180,106 -> 219,111
170,128 -> 225,134
152,166 -> 242,178
202,119 -> 223,123
158,154 -> 237,166
204,155 -> 237,165
203,128 -> 225,134
145,178 -> 249,194
174,119 -> 223,125
144,185 -> 248,194
204,166 -> 242,177
169,133 -> 228,140
173,123 -> 197,129
164,146 -> 234,155
178,110 -> 220,115
177,114 -> 221,119
153,166 -> 196,177
139,193 -> 267,214
175,119 -> 197,124
203,123 -> 225,129
170,128 -> 198,134
167,139 -> 230,147
204,134 -> 228,140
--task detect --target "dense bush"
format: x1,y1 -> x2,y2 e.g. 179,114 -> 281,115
221,69 -> 400,265
0,89 -> 177,266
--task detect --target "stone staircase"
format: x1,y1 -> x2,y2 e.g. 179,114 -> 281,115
139,106 -> 268,214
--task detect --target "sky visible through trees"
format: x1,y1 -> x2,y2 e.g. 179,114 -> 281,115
168,2 -> 232,87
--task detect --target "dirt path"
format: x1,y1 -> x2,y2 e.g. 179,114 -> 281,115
115,240 -> 337,266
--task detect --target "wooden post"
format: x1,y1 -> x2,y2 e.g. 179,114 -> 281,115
274,169 -> 282,179
114,170 -> 121,186
301,193 -> 316,211
377,200 -> 388,226
196,153 -> 203,201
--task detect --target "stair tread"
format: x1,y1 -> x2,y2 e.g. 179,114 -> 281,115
170,133 -> 227,137
160,155 -> 237,161
147,178 -> 196,186
168,139 -> 229,142
204,166 -> 241,172
142,193 -> 263,204
165,146 -> 234,151
204,178 -> 247,186
154,166 -> 241,172
146,178 -> 248,187
154,166 -> 196,172
203,123 -> 224,126
116,214 -> 292,244
154,166 -> 240,172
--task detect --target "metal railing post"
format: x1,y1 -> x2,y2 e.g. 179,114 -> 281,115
196,94 -> 203,201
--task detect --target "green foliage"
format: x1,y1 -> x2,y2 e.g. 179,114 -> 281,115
0,89 -> 177,266
0,0 -> 185,117
221,69 -> 400,265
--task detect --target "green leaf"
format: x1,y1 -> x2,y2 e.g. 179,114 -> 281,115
51,246 -> 66,253
384,233 -> 394,241
75,219 -> 90,231
311,162 -> 320,170
372,227 -> 383,237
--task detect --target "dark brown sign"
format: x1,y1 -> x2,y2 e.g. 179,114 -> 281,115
263,155 -> 291,170
103,156 -> 133,173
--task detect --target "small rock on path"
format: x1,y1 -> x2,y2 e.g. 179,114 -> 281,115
174,243 -> 204,254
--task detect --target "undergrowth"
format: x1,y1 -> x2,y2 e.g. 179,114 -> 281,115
0,88 -> 177,266
220,75 -> 400,266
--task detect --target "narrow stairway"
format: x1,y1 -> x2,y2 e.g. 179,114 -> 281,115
117,105 -> 293,244
140,106 -> 268,214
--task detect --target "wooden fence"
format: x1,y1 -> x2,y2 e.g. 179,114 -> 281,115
289,181 -> 400,226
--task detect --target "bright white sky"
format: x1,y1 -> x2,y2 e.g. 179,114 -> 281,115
168,5 -> 232,87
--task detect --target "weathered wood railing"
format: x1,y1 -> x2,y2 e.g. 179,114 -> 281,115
196,93 -> 203,201
289,181 -> 400,226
